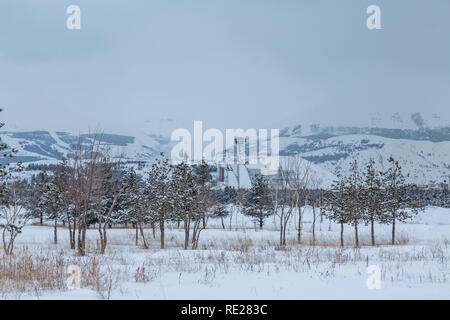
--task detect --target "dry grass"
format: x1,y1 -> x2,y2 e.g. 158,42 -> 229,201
0,247 -> 124,299
1,222 -> 448,298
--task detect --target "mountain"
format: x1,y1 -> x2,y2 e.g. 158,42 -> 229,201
0,130 -> 172,164
279,131 -> 450,184
1,124 -> 449,185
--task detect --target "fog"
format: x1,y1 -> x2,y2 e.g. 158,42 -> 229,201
1,0 -> 449,133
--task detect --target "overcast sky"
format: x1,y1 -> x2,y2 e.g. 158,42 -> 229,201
0,0 -> 449,134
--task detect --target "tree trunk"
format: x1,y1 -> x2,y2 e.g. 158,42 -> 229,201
184,217 -> 190,250
312,204 -> 316,245
392,214 -> 396,245
77,221 -> 85,256
259,210 -> 263,230
68,221 -> 73,249
152,222 -> 156,239
71,220 -> 76,250
81,220 -> 87,249
135,223 -> 139,246
340,221 -> 344,247
220,216 -> 225,229
53,215 -> 58,244
297,205 -> 302,243
354,219 -> 359,247
2,229 -> 8,255
191,219 -> 205,250
371,215 -> 375,246
139,224 -> 148,249
160,219 -> 165,249
100,226 -> 107,254
81,215 -> 87,255
98,222 -> 104,253
279,216 -> 283,247
319,192 -> 323,231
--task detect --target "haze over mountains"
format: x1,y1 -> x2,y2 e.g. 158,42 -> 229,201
1,111 -> 449,185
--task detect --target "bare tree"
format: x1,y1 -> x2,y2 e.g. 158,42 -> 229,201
272,157 -> 297,247
191,160 -> 215,249
0,181 -> 30,255
68,133 -> 108,255
308,176 -> 323,245
287,155 -> 311,244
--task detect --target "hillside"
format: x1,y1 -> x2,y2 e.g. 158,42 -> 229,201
1,125 -> 449,185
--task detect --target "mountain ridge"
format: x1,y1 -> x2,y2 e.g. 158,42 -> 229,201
1,125 -> 449,185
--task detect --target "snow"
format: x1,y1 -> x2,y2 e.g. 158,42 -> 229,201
280,134 -> 450,184
1,206 -> 449,300
2,125 -> 449,186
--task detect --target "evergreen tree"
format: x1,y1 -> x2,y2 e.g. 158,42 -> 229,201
325,176 -> 350,247
191,160 -> 215,249
172,160 -> 199,249
381,156 -> 421,245
121,167 -> 150,248
362,158 -> 385,246
39,174 -> 64,244
26,172 -> 48,225
211,202 -> 229,229
242,173 -> 273,230
146,153 -> 173,249
0,108 -> 21,197
212,187 -> 236,229
346,159 -> 364,247
220,186 -> 238,204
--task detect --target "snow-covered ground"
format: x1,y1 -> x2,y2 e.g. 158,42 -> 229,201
2,206 -> 450,300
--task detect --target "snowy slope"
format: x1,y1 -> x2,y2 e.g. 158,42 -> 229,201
1,124 -> 449,185
0,130 -> 172,163
280,134 -> 450,184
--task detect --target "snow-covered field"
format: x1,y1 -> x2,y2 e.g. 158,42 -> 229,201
2,206 -> 450,300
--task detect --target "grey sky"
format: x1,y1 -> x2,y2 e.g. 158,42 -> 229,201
0,0 -> 449,134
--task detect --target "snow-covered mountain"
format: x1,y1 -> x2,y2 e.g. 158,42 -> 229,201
0,130 -> 172,164
1,124 -> 449,185
280,132 -> 450,184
